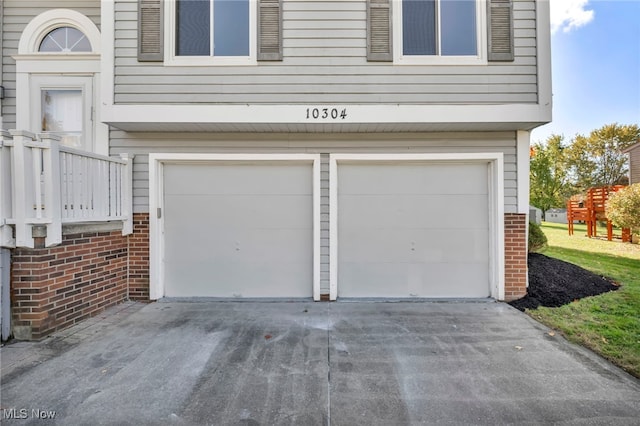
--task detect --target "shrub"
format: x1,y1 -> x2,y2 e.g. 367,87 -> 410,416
606,184 -> 640,235
528,221 -> 548,253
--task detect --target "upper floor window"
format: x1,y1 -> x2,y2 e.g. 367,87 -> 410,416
392,0 -> 486,65
176,0 -> 249,56
167,0 -> 257,65
402,0 -> 477,56
39,27 -> 91,52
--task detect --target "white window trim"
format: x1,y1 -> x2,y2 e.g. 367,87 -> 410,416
18,9 -> 101,55
164,0 -> 257,66
393,0 -> 487,65
329,153 -> 504,301
15,10 -> 107,155
149,153 -> 322,301
31,75 -> 94,152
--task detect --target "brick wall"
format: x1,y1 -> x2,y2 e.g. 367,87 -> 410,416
504,213 -> 528,301
11,231 -> 128,340
128,213 -> 150,300
10,215 -> 151,340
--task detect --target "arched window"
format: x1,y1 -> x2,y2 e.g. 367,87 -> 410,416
16,10 -> 106,154
39,27 -> 91,53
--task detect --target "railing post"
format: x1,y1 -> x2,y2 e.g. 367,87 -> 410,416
9,130 -> 37,248
0,130 -> 15,248
120,153 -> 135,235
40,133 -> 63,246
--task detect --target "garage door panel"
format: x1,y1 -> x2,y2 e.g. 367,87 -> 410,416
337,161 -> 490,298
164,260 -> 312,298
164,194 -> 312,229
164,164 -> 312,195
165,228 -> 312,263
339,262 -> 490,298
338,194 -> 488,229
338,163 -> 488,195
339,228 -> 489,264
163,162 -> 313,298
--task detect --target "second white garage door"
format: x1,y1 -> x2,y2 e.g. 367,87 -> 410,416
337,162 -> 490,298
162,162 -> 314,298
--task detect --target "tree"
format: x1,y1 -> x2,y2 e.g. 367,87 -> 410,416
606,183 -> 640,236
530,134 -> 570,219
566,123 -> 640,192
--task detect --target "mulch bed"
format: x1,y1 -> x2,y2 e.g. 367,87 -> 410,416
508,253 -> 619,311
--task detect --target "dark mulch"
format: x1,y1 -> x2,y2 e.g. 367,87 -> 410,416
508,253 -> 619,311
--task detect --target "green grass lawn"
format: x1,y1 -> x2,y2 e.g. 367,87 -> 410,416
527,222 -> 640,377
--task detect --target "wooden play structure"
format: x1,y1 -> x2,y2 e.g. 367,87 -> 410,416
567,185 -> 631,242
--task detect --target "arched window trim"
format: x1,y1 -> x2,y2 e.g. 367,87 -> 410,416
15,9 -> 107,155
18,9 -> 101,55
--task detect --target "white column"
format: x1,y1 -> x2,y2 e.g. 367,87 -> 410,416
10,130 -> 37,248
40,133 -> 63,246
120,154 -> 135,235
0,130 -> 15,247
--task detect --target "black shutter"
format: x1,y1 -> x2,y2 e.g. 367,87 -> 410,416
367,0 -> 393,62
487,0 -> 514,62
138,0 -> 164,62
258,0 -> 283,61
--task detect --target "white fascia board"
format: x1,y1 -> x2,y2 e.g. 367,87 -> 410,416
102,103 -> 551,127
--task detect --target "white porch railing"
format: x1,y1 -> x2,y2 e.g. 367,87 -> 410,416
0,130 -> 133,248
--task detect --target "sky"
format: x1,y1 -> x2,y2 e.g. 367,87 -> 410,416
530,0 -> 640,144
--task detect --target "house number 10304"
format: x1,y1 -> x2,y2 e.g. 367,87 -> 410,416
305,108 -> 348,120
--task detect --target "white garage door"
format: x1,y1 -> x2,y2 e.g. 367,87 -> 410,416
337,162 -> 490,298
163,162 -> 313,298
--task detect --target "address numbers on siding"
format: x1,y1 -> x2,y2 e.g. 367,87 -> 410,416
305,108 -> 348,120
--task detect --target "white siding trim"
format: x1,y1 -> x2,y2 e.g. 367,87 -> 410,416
516,130 -> 530,214
101,0 -> 115,106
148,153 -> 321,301
329,152 -> 505,300
536,0 -> 552,115
102,103 -> 551,128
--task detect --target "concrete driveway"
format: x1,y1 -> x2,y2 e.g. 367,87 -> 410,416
1,300 -> 639,425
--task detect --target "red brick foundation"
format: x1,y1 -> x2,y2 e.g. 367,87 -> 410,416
10,214 -> 152,340
504,213 -> 528,301
11,212 -> 528,338
11,231 -> 128,339
128,213 -> 150,300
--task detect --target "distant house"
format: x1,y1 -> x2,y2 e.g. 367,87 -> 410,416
529,206 -> 542,224
545,208 -> 567,224
624,142 -> 640,184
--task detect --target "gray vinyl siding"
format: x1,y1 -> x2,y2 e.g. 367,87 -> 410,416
630,145 -> 640,185
0,0 -> 101,130
113,0 -> 538,105
109,131 -> 519,214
